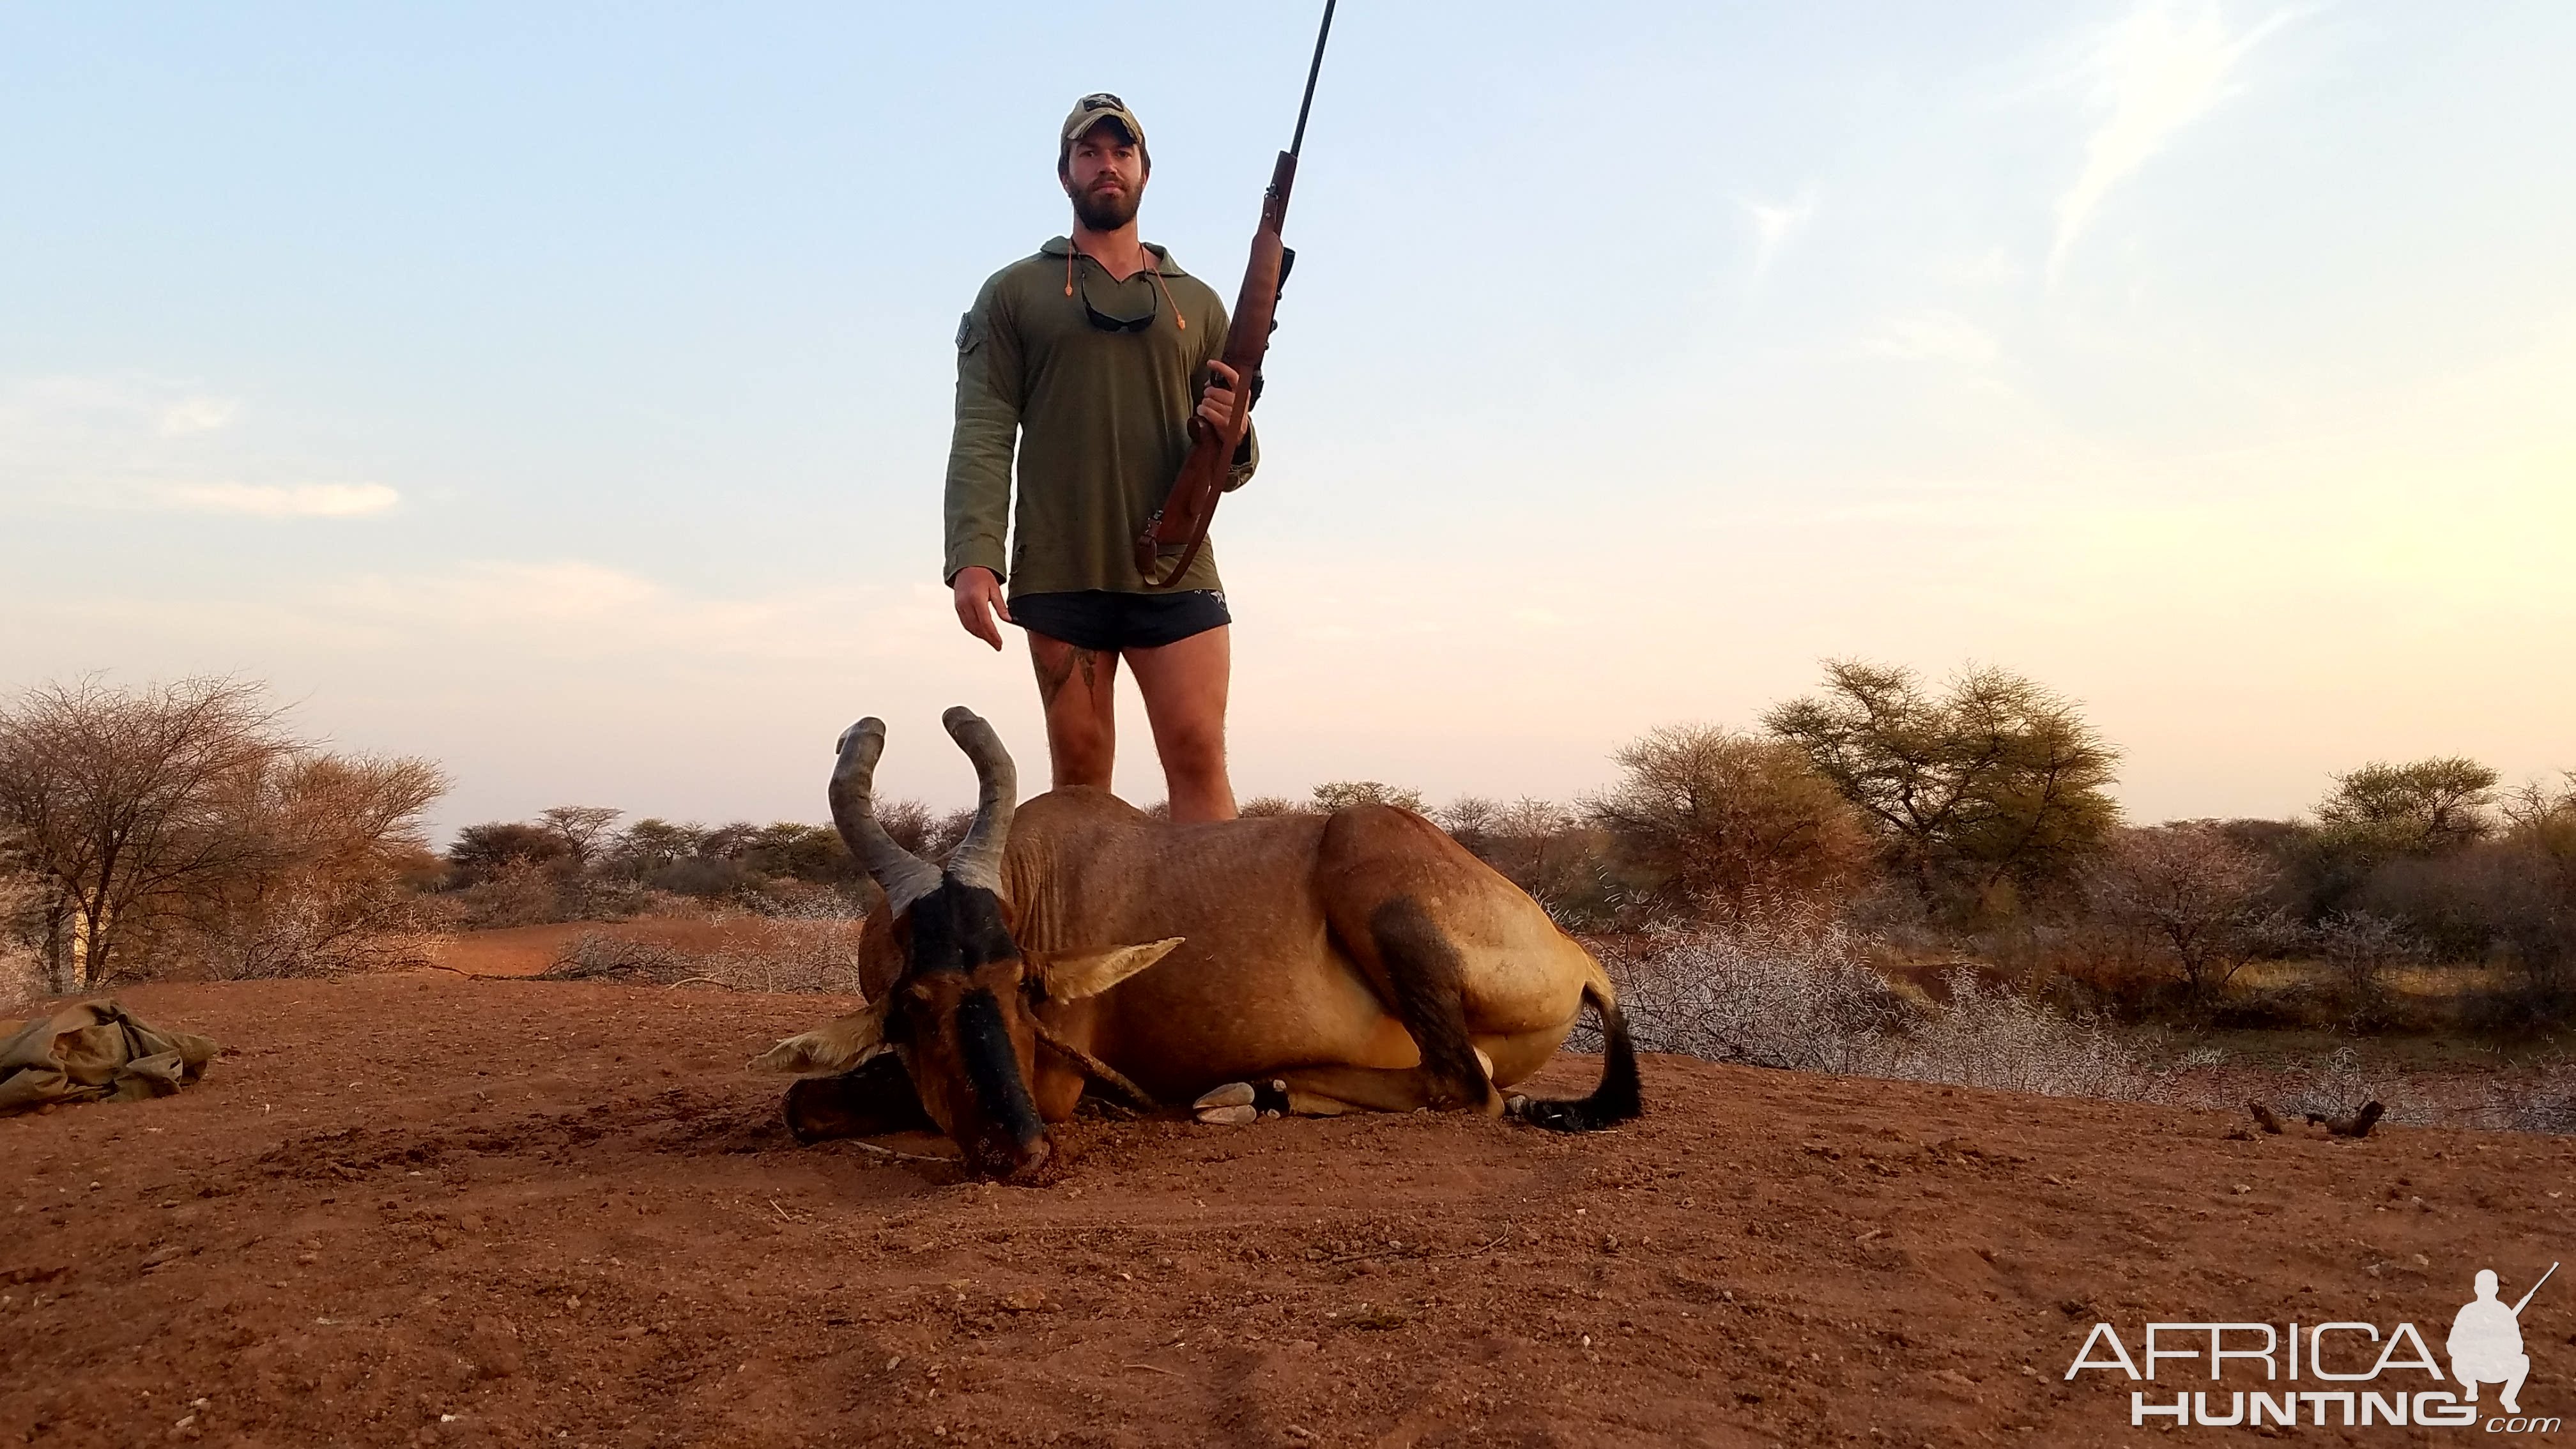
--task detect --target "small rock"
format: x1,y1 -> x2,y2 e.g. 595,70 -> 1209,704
1000,1287 -> 1048,1312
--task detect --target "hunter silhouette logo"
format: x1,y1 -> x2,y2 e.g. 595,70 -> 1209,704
2066,1259 -> 2561,1431
2452,1263 -> 2555,1416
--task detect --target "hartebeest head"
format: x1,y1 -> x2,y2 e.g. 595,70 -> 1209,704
757,707 -> 1179,1180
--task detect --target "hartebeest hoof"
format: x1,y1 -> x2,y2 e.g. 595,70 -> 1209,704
1194,1080 -> 1295,1124
1193,1082 -> 1257,1124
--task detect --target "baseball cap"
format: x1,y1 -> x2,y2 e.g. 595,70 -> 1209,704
1061,92 -> 1147,153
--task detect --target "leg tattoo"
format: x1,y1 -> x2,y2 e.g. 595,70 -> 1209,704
1033,648 -> 1079,709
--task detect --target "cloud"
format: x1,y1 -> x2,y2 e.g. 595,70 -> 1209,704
1740,188 -> 1818,282
0,376 -> 396,519
1930,249 -> 2025,289
2050,1 -> 2297,282
1862,311 -> 2002,365
351,560 -> 663,623
320,560 -> 959,661
158,397 -> 238,434
154,482 -> 401,517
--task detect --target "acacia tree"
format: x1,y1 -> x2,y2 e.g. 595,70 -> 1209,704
0,677 -> 284,989
0,676 -> 444,990
536,806 -> 625,870
1433,795 -> 1501,854
2316,757 -> 2499,859
1310,780 -> 1427,813
1763,661 -> 2120,916
445,822 -> 569,885
1584,724 -> 1873,920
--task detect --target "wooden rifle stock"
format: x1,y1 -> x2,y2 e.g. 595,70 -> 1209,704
1133,151 -> 1297,587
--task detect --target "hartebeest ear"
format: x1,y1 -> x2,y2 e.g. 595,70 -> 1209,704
751,994 -> 893,1074
1027,939 -> 1186,1002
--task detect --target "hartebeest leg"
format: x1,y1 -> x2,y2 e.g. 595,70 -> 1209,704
1273,1059 -> 1505,1117
1311,895 -> 1502,1114
1192,1045 -> 1505,1124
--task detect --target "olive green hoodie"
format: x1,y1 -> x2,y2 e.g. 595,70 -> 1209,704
943,237 -> 1257,597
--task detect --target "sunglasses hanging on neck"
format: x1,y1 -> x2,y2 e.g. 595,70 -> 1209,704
1064,248 -> 1184,334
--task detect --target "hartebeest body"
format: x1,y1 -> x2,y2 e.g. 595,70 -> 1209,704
760,709 -> 1639,1178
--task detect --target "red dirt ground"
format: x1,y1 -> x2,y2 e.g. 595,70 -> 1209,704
3,972 -> 2570,1448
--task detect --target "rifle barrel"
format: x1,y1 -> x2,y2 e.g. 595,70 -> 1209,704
1289,0 -> 1337,160
2511,1261 -> 2558,1316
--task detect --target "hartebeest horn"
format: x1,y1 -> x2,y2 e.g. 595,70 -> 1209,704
829,718 -> 942,914
940,705 -> 1016,892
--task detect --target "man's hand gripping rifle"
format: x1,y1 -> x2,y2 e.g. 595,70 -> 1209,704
1133,1 -> 1336,589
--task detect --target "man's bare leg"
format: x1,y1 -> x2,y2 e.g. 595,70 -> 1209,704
1028,632 -> 1119,791
1124,625 -> 1235,822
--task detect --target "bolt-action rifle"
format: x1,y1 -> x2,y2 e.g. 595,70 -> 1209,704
1133,0 -> 1336,588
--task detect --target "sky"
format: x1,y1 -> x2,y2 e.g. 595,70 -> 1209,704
3,2 -> 2571,837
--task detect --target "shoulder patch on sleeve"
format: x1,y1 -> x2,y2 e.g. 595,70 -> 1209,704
955,311 -> 978,353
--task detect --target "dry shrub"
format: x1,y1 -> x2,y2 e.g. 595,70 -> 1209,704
192,889 -> 437,981
443,858 -> 570,930
176,753 -> 447,980
2084,822 -> 2292,999
1586,724 -> 1874,921
1470,799 -> 1615,925
1590,907 -> 1903,1074
1593,907 -> 2201,1101
2471,1057 -> 2576,1134
542,913 -> 865,995
1882,972 -> 2213,1101
2282,1045 -> 2393,1124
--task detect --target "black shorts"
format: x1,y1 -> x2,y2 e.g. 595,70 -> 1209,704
1010,589 -> 1230,652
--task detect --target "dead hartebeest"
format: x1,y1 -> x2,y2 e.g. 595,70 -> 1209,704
757,708 -> 1639,1178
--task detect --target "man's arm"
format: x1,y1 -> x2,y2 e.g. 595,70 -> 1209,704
945,278 -> 1022,648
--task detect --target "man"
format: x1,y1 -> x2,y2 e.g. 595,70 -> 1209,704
944,93 -> 1254,823
2448,1268 -> 2534,1414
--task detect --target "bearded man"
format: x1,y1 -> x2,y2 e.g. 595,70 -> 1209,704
944,94 -> 1254,822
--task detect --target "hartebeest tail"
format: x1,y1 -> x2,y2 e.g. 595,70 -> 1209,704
1513,977 -> 1642,1133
